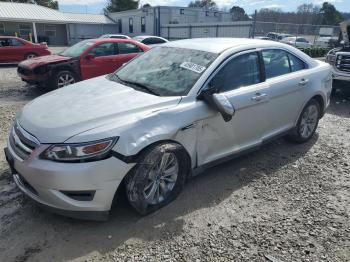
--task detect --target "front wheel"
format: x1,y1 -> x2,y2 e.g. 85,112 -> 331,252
285,99 -> 321,144
51,70 -> 77,90
125,143 -> 189,215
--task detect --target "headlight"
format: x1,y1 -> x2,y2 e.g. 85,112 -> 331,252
40,137 -> 118,162
33,65 -> 49,74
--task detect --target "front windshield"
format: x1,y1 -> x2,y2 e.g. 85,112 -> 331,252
113,47 -> 218,96
60,40 -> 95,57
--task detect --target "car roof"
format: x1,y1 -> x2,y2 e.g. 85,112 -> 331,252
86,38 -> 140,44
103,34 -> 129,37
163,38 -> 292,54
133,35 -> 165,40
0,36 -> 19,39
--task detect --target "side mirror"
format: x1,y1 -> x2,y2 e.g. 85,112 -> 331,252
212,93 -> 235,122
200,89 -> 235,122
85,54 -> 95,60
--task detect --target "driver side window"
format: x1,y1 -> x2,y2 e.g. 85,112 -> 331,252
210,52 -> 261,93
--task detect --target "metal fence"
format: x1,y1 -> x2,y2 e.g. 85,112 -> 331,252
160,21 -> 253,40
254,21 -> 341,48
160,20 -> 341,49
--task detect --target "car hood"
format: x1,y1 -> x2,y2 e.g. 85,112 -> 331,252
17,76 -> 182,143
19,55 -> 71,69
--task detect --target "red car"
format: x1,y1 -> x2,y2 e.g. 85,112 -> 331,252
0,36 -> 51,62
17,39 -> 150,90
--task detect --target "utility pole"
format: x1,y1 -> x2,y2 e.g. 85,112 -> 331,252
252,10 -> 257,38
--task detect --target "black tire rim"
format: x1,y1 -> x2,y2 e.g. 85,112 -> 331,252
26,54 -> 37,59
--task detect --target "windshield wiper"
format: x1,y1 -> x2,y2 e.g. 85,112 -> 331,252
113,74 -> 160,96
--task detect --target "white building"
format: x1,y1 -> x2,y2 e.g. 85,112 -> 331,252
108,6 -> 233,37
0,2 -> 118,45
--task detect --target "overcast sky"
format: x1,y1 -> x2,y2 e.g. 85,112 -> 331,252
57,0 -> 350,14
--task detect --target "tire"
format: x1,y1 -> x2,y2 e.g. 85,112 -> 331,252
333,80 -> 350,97
125,143 -> 189,215
50,70 -> 77,90
285,99 -> 321,144
340,87 -> 350,98
25,53 -> 37,60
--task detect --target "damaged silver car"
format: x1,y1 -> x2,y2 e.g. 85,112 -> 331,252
5,38 -> 332,220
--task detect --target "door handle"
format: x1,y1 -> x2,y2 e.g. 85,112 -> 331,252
299,79 -> 309,87
251,93 -> 267,102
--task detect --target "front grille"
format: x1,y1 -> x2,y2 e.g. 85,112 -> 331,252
336,54 -> 350,73
17,66 -> 32,76
61,191 -> 96,201
9,122 -> 39,160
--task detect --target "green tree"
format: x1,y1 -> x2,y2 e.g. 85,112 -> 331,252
104,0 -> 139,12
230,6 -> 249,21
188,0 -> 217,10
320,2 -> 343,25
35,0 -> 58,9
0,0 -> 58,9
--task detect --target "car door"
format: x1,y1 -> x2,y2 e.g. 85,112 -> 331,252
261,49 -> 309,140
197,51 -> 271,165
0,38 -> 12,62
0,38 -> 24,62
10,38 -> 27,61
114,42 -> 143,69
80,42 -> 118,80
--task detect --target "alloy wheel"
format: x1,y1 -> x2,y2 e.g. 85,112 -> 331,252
299,104 -> 318,139
57,73 -> 75,88
143,152 -> 179,205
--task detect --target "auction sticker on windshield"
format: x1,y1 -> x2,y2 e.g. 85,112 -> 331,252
180,62 -> 206,74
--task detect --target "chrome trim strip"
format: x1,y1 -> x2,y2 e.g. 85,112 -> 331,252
16,121 -> 40,146
12,127 -> 32,153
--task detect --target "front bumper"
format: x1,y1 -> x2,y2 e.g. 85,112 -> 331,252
4,139 -> 135,220
17,67 -> 50,84
333,73 -> 350,82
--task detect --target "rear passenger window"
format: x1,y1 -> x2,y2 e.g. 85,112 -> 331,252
10,39 -> 24,46
288,53 -> 306,72
118,42 -> 142,54
262,49 -> 290,79
210,52 -> 261,93
89,43 -> 117,57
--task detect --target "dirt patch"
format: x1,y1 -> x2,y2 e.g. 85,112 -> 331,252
0,65 -> 349,261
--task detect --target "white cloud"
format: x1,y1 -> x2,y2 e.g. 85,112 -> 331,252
262,4 -> 284,9
56,0 -> 344,10
57,0 -> 107,6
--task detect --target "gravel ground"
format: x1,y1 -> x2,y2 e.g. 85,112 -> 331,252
0,62 -> 349,262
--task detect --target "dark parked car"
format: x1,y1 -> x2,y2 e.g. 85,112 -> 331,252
17,39 -> 150,90
0,36 -> 51,63
133,36 -> 169,47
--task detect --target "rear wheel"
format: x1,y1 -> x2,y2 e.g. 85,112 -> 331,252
285,99 -> 321,144
125,143 -> 189,215
25,53 -> 37,60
